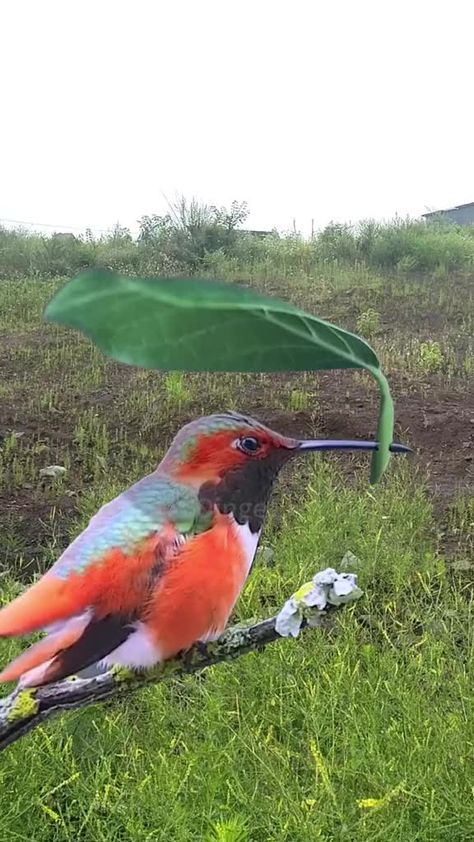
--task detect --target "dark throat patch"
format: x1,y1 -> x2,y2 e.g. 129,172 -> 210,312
198,450 -> 291,533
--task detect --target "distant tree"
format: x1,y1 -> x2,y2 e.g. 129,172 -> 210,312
109,223 -> 133,242
138,196 -> 250,269
209,200 -> 249,231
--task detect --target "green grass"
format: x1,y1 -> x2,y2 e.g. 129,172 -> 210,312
0,464 -> 473,841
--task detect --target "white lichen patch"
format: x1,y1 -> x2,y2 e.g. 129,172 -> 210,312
275,567 -> 363,638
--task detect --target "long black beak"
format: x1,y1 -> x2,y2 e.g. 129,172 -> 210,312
296,439 -> 412,454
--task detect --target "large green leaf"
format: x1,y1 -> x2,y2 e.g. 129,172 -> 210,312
44,269 -> 394,482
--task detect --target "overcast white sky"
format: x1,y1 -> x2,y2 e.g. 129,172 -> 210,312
1,0 -> 473,237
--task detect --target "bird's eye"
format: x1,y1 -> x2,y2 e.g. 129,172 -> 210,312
238,436 -> 261,454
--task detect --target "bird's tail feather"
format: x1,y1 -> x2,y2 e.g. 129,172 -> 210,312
18,614 -> 133,687
0,575 -> 80,638
0,613 -> 90,684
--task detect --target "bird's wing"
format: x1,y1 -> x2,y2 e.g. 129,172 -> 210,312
0,474 -> 212,683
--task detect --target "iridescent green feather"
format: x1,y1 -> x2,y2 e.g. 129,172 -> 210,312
51,474 -> 211,580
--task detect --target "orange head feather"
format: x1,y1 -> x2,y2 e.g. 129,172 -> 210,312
159,412 -> 297,484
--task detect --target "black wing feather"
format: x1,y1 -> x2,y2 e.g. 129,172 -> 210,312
38,614 -> 134,686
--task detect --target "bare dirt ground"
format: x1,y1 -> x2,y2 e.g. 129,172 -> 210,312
318,373 -> 474,503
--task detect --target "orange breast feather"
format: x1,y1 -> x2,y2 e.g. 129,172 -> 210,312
148,511 -> 247,659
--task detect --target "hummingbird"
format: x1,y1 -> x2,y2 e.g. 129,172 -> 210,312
0,412 -> 410,688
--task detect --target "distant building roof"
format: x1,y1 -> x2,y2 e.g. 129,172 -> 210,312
422,201 -> 474,218
238,229 -> 274,237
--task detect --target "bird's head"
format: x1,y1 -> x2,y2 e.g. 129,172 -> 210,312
159,411 -> 410,531
161,411 -> 298,481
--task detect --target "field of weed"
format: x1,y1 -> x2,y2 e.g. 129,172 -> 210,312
0,259 -> 473,840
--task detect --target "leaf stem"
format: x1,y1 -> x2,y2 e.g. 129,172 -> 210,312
367,366 -> 395,484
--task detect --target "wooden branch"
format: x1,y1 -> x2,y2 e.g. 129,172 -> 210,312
0,569 -> 362,752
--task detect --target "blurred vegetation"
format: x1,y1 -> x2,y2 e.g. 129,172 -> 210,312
2,198 -> 474,280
